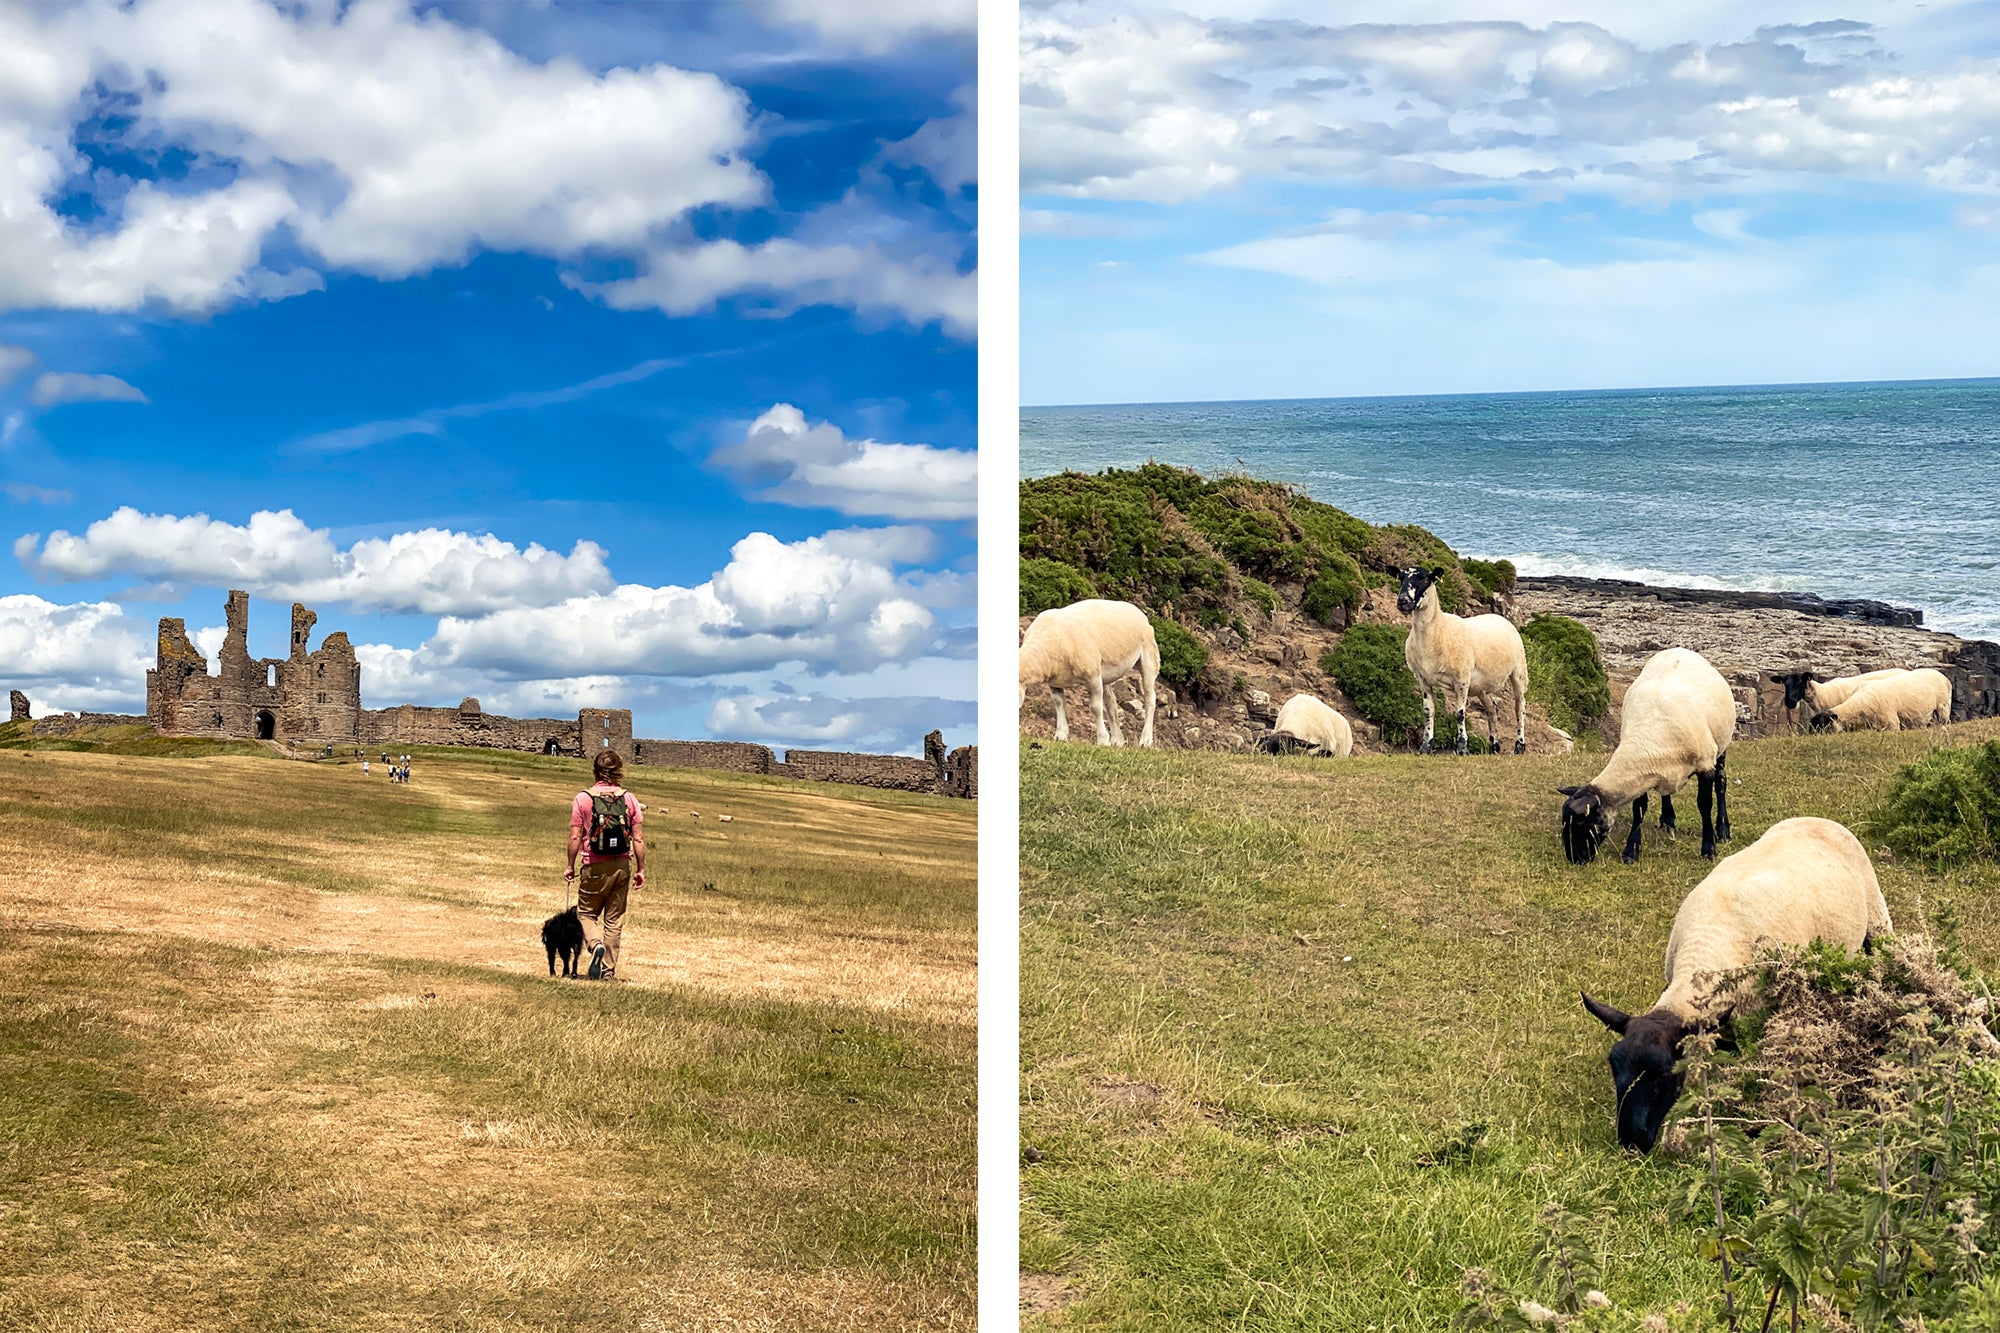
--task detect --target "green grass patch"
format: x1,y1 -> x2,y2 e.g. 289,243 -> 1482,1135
1019,719 -> 2000,1330
1871,738 -> 2000,868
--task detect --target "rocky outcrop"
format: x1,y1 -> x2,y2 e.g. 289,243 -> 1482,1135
8,691 -> 27,723
1513,577 -> 2000,736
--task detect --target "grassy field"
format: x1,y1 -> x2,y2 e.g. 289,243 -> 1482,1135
0,736 -> 975,1331
1019,718 -> 2000,1331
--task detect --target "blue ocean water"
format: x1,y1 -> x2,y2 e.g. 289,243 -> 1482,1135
1022,379 -> 2000,642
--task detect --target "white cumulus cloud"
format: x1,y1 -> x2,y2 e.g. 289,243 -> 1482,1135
0,594 -> 152,713
711,404 -> 977,520
17,507 -> 614,616
0,0 -> 969,331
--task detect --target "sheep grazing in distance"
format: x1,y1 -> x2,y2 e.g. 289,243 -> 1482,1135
717,814 -> 734,824
1768,667 -> 1908,719
1581,817 -> 1891,1151
1810,667 -> 1953,733
1396,566 -> 1529,755
1259,693 -> 1354,757
1018,599 -> 1160,747
1558,647 -> 1736,865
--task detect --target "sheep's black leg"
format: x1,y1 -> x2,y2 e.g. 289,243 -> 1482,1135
1419,692 -> 1435,754
1659,792 -> 1676,835
1714,751 -> 1732,843
1622,794 -> 1647,863
1697,770 -> 1716,860
547,945 -> 557,977
1455,707 -> 1469,756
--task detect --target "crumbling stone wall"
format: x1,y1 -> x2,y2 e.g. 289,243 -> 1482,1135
632,739 -> 777,774
945,745 -> 978,799
358,701 -> 586,755
28,711 -> 148,737
783,749 -> 942,793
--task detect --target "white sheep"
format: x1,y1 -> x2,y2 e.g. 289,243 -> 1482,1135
717,814 -> 734,824
1396,567 -> 1528,755
1809,667 -> 1953,733
1581,817 -> 1891,1151
1258,693 -> 1354,758
1018,598 -> 1159,747
1768,667 -> 1908,719
1558,647 -> 1736,865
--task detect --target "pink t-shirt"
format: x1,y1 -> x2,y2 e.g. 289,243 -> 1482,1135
571,784 -> 642,863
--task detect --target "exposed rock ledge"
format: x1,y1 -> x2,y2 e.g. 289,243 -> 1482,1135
1513,576 -> 2000,738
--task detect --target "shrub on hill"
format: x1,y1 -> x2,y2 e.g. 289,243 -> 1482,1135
1020,557 -> 1098,616
1019,465 -> 1491,623
1872,740 -> 2000,866
1320,624 -> 1423,745
1520,615 -> 1610,735
1150,616 -> 1209,693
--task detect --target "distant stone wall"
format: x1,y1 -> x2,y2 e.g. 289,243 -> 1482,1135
783,748 -> 942,793
357,701 -> 585,756
29,712 -> 148,737
633,739 -> 777,774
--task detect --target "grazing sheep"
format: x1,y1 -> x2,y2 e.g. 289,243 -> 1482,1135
1396,567 -> 1529,755
1809,667 -> 1953,733
1018,598 -> 1160,747
1581,817 -> 1891,1151
1258,693 -> 1354,757
1768,667 -> 1909,719
717,814 -> 734,824
1558,647 -> 1735,864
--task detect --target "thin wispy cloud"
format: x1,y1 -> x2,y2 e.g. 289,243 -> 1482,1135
289,355 -> 694,454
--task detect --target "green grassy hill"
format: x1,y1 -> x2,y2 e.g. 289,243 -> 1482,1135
0,743 -> 974,1331
1019,719 -> 2000,1330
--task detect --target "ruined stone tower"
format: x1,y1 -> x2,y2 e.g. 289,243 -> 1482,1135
147,590 -> 362,744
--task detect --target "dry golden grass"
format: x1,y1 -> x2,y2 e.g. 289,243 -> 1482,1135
0,744 -> 974,1331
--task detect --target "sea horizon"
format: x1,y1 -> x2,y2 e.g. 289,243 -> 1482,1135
1022,378 -> 2000,643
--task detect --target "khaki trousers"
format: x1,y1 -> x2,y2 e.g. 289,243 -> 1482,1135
576,858 -> 632,979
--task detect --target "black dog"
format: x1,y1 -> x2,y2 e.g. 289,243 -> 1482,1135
542,906 -> 584,977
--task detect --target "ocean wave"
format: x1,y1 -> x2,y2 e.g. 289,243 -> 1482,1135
1492,553 -> 1823,594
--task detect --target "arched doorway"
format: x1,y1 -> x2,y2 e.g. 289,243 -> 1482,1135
544,738 -> 562,756
254,710 -> 275,740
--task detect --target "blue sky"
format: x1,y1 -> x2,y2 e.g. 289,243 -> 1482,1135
0,0 -> 975,757
1022,0 -> 2000,405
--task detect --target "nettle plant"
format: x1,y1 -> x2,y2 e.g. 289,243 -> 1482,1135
1464,924 -> 2000,1333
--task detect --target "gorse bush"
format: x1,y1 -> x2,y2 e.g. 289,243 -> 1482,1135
1320,624 -> 1423,745
1521,615 -> 1611,735
1871,740 -> 2000,867
1020,558 -> 1097,616
1020,464 -> 1490,622
1471,932 -> 2000,1332
1150,616 -> 1208,692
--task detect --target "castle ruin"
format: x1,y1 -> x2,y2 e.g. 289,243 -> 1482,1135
100,590 -> 974,797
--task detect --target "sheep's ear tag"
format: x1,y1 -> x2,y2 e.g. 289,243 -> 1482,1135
1581,993 -> 1631,1035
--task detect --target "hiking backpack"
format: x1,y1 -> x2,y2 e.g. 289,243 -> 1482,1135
585,788 -> 633,857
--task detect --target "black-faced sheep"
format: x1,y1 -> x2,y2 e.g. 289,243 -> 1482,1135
1581,817 -> 1891,1151
1258,693 -> 1353,757
1559,647 -> 1735,864
1809,667 -> 1953,733
1768,667 -> 1908,721
1019,598 -> 1160,747
1396,567 -> 1528,756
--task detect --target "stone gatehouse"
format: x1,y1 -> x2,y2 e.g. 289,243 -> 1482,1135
135,590 -> 974,798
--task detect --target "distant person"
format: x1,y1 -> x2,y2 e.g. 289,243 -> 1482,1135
565,750 -> 645,981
